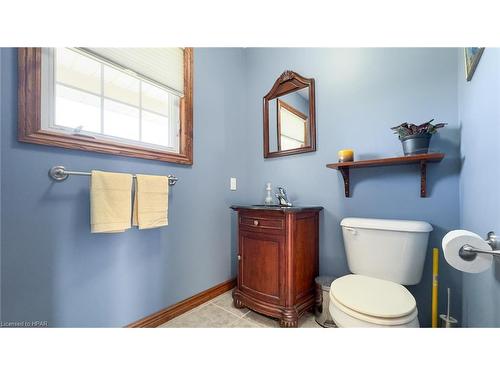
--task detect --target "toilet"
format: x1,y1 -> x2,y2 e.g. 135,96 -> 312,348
329,217 -> 433,328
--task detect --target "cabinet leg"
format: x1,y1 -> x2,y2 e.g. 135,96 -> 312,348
280,309 -> 299,328
232,289 -> 245,309
234,298 -> 245,309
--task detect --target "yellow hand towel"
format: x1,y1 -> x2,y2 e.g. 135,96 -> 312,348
90,170 -> 133,233
133,174 -> 169,230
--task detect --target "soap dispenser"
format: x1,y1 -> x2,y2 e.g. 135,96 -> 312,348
264,182 -> 274,206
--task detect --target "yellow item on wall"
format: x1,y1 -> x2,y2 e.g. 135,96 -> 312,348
432,247 -> 439,328
338,149 -> 354,162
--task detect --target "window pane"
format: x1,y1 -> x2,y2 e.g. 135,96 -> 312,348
55,84 -> 101,133
141,111 -> 169,147
172,95 -> 180,128
172,95 -> 180,148
56,48 -> 101,94
142,81 -> 169,116
103,65 -> 140,106
103,99 -> 139,141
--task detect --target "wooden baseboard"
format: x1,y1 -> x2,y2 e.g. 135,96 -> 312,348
126,278 -> 237,328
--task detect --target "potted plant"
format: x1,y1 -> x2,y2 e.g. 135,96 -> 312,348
391,119 -> 446,155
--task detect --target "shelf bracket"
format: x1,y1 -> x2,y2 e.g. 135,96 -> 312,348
420,161 -> 427,197
339,167 -> 350,197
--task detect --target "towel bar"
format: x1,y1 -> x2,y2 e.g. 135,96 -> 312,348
49,166 -> 178,186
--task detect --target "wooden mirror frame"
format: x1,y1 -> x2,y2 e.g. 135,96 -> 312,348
18,48 -> 193,165
263,70 -> 316,158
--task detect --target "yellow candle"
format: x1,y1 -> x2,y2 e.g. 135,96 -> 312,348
338,149 -> 354,162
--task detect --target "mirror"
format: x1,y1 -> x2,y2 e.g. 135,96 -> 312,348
263,70 -> 316,158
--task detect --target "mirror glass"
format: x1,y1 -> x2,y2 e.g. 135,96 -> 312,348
263,70 -> 315,158
268,87 -> 310,152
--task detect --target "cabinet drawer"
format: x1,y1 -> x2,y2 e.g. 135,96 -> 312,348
239,215 -> 284,231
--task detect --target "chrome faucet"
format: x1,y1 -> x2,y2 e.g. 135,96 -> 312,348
275,187 -> 293,207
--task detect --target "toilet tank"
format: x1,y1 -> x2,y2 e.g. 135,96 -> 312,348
340,218 -> 433,285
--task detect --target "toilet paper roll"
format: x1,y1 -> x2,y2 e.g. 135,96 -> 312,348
442,230 -> 493,273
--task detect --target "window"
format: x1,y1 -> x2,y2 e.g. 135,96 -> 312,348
18,48 -> 193,164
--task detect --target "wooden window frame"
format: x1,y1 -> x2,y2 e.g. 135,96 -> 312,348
18,48 -> 194,165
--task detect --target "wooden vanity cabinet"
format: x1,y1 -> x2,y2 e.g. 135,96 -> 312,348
231,206 -> 322,327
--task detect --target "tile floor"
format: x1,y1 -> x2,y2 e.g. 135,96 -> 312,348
159,289 -> 322,328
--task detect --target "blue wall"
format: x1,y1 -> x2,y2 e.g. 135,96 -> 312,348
0,48 -> 249,327
458,48 -> 500,327
243,48 -> 462,327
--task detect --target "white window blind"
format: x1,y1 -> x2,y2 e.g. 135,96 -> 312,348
41,48 -> 182,153
80,48 -> 185,95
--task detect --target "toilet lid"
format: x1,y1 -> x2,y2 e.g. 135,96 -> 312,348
330,274 -> 416,318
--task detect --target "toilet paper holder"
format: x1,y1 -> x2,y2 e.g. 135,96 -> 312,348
459,231 -> 499,261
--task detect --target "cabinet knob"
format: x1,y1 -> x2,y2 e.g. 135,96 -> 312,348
253,220 -> 259,226
238,255 -> 241,261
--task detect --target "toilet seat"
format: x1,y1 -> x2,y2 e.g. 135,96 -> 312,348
329,274 -> 419,327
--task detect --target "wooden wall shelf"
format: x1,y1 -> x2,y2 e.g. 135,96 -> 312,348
326,153 -> 445,198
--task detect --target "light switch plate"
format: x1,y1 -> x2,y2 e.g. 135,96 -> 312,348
230,177 -> 237,191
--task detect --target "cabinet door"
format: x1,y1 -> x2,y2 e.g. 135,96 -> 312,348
238,230 -> 284,304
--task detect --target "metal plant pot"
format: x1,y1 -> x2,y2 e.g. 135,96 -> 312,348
400,134 -> 431,155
